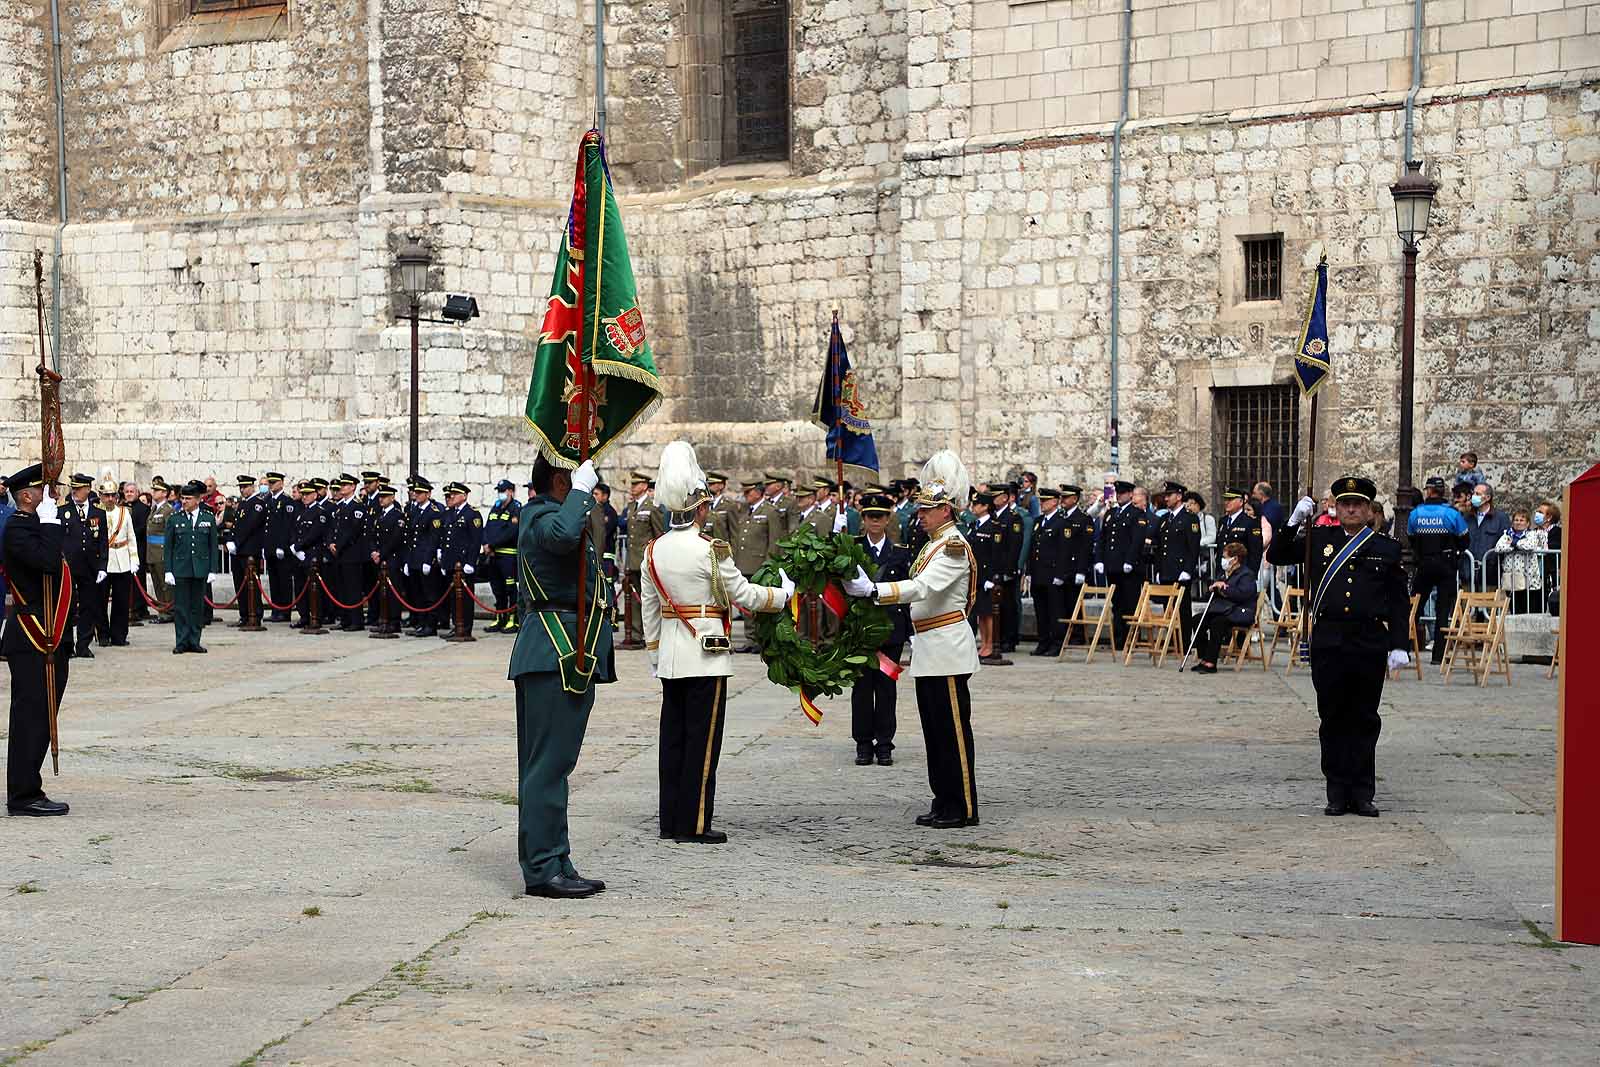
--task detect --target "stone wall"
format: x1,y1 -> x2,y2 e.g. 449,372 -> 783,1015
0,0 -> 58,224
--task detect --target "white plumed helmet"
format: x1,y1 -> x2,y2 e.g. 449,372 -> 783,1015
655,440 -> 710,515
916,450 -> 970,510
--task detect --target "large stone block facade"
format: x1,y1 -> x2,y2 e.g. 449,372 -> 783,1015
1,0 -> 1596,504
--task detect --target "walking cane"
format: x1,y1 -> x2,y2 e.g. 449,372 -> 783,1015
1177,589 -> 1218,672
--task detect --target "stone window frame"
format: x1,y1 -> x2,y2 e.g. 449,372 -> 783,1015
1217,214 -> 1306,323
154,0 -> 295,53
680,0 -> 794,182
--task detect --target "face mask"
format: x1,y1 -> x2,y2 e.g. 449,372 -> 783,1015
1532,512 -> 1545,525
1326,508 -> 1336,517
1470,495 -> 1485,508
500,492 -> 512,503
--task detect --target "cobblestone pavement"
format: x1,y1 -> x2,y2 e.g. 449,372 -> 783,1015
1,621 -> 1592,1065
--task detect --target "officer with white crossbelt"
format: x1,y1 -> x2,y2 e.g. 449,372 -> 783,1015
642,441 -> 794,845
844,450 -> 982,829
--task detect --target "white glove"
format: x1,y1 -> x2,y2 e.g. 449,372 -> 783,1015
777,568 -> 796,599
1075,573 -> 1085,585
463,564 -> 475,576
403,564 -> 410,577
209,573 -> 222,584
422,563 -> 432,576
293,548 -> 306,561
1289,495 -> 1317,526
1387,649 -> 1411,671
983,580 -> 994,591
96,570 -> 106,584
275,548 -> 285,559
37,491 -> 59,525
571,460 -> 599,494
841,566 -> 874,598
649,658 -> 659,679
435,549 -> 443,561
1052,577 -> 1064,586
1094,562 -> 1104,574
164,572 -> 176,585
1178,571 -> 1191,582
832,511 -> 848,533
226,542 -> 237,555
1122,563 -> 1134,574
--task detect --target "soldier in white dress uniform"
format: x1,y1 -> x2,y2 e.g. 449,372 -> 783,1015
642,441 -> 794,844
845,450 -> 981,828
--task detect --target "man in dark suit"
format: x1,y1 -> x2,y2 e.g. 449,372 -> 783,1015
1268,477 -> 1412,818
1094,479 -> 1149,652
59,472 -> 107,658
850,492 -> 911,765
3,464 -> 73,816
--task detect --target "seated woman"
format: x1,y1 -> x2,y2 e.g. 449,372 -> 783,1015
1190,542 -> 1257,674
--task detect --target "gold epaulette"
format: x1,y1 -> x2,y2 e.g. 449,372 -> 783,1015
944,541 -> 968,558
711,538 -> 731,560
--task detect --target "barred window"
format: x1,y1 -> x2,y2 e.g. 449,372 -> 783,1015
722,0 -> 789,163
1242,235 -> 1283,302
190,0 -> 282,11
1211,384 -> 1300,506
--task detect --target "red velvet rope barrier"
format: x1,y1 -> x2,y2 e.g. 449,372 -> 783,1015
382,572 -> 457,615
133,578 -> 173,614
316,575 -> 382,611
254,575 -> 310,612
462,581 -> 516,615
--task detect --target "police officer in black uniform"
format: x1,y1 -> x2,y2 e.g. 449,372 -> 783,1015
370,483 -> 406,634
1095,479 -> 1148,652
3,464 -> 72,816
405,477 -> 446,637
227,474 -> 270,625
992,483 -> 1028,653
1268,477 -> 1412,817
325,474 -> 368,631
1407,475 -> 1470,664
60,472 -> 107,658
290,479 -> 330,628
1217,486 -> 1264,575
262,471 -> 298,622
1057,485 -> 1096,643
850,491 -> 910,765
437,482 -> 484,636
968,491 -> 1010,665
359,470 -> 386,627
1027,488 -> 1069,656
483,479 -> 522,633
1155,480 -> 1203,652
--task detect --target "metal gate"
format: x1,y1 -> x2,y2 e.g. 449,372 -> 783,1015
1211,384 -> 1300,503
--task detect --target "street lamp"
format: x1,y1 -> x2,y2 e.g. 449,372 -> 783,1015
395,239 -> 432,479
1389,159 -> 1437,549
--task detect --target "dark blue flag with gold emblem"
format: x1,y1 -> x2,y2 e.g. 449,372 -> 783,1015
812,314 -> 879,482
1294,257 -> 1331,397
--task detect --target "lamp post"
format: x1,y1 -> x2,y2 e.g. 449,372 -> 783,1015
396,240 -> 431,479
1389,159 -> 1437,549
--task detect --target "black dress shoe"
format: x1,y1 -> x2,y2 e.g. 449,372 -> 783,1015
192,646 -> 208,654
1350,801 -> 1380,817
1324,802 -> 1348,816
674,830 -> 729,844
915,811 -> 937,826
8,797 -> 68,816
525,875 -> 598,899
929,814 -> 976,829
74,647 -> 94,659
568,872 -> 607,892
110,639 -> 129,646
289,621 -> 305,629
876,755 -> 894,766
855,752 -> 873,766
172,648 -> 184,655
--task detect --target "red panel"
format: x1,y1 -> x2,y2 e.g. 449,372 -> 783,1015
1557,462 -> 1600,944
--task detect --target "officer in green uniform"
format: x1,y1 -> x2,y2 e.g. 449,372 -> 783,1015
165,480 -> 219,654
507,455 -> 615,899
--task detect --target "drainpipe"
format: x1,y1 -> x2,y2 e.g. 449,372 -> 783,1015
48,0 -> 69,370
1403,0 -> 1422,162
1108,0 -> 1132,473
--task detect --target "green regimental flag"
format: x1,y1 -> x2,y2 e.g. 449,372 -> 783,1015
525,129 -> 661,466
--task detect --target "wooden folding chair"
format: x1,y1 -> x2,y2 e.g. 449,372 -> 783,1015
1265,586 -> 1306,673
1061,583 -> 1116,664
1122,582 -> 1184,667
1223,586 -> 1271,671
1548,623 -> 1560,679
1473,595 -> 1512,687
1440,590 -> 1497,683
1391,593 -> 1424,681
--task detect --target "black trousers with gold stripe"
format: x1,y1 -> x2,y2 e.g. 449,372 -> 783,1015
658,675 -> 728,837
915,674 -> 978,821
6,646 -> 70,807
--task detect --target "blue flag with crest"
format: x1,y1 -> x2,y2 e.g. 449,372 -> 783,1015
812,315 -> 880,482
1294,257 -> 1331,397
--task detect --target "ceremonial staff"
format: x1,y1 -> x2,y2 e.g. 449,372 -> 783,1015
33,249 -> 67,775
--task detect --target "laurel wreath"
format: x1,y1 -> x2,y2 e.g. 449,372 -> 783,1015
752,527 -> 893,701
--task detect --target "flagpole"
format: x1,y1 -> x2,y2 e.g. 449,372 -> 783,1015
1300,256 -> 1327,642
831,311 -> 844,492
594,0 -> 606,134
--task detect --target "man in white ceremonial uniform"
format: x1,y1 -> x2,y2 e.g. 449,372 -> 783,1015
844,450 -> 981,829
642,441 -> 794,845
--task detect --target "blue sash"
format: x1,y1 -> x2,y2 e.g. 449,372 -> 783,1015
1311,526 -> 1374,622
